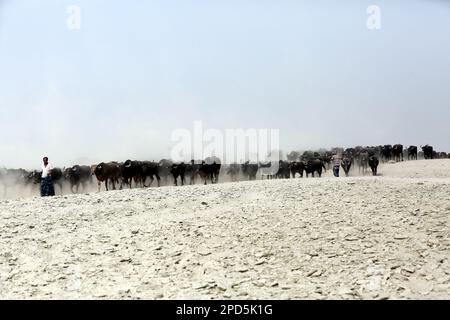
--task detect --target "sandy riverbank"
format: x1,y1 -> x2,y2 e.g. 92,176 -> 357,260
0,160 -> 449,299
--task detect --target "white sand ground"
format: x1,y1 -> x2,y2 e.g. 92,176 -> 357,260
0,160 -> 449,299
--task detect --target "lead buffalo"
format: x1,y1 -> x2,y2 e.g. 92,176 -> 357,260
368,156 -> 379,176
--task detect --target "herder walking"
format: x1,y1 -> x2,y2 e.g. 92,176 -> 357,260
331,153 -> 342,177
40,156 -> 55,197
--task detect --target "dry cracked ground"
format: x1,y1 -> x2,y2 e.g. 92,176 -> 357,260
0,160 -> 449,299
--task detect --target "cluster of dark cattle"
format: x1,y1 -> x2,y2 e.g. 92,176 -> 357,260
285,144 -> 446,178
0,144 -> 448,196
0,158 -> 222,195
93,158 -> 221,191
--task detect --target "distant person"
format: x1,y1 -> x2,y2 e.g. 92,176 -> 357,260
331,153 -> 342,177
40,157 -> 55,197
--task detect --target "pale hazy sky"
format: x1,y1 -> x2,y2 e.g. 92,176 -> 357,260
1,0 -> 449,169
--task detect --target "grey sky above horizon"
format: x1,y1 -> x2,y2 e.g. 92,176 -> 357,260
1,0 -> 449,169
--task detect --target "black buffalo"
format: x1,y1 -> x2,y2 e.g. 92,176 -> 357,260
170,162 -> 186,186
392,144 -> 403,162
64,165 -> 92,193
141,161 -> 161,187
368,156 -> 379,176
276,160 -> 291,179
344,148 -> 357,159
407,146 -> 418,160
121,160 -> 142,188
198,161 -> 221,185
305,159 -> 326,178
381,145 -> 392,162
290,161 -> 305,178
94,162 -> 121,191
341,157 -> 352,177
421,145 -> 433,160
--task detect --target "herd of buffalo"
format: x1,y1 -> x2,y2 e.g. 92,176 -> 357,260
0,144 -> 448,196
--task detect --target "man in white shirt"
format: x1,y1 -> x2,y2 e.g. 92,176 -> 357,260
40,157 -> 55,196
331,153 -> 342,177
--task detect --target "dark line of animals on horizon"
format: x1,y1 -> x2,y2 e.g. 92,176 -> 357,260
0,144 -> 448,198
